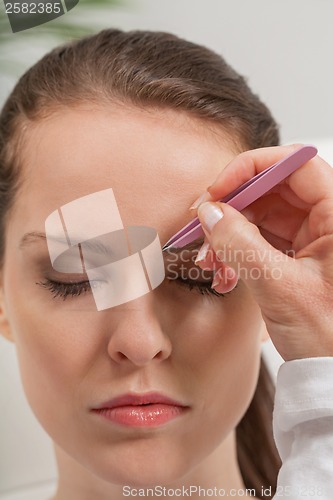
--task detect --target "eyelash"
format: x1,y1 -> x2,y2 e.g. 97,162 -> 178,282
36,276 -> 236,301
36,279 -> 91,300
170,277 -> 235,299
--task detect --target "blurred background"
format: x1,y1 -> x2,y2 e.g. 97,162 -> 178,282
0,0 -> 332,498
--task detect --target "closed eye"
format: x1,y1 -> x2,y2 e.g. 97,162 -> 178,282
169,276 -> 237,299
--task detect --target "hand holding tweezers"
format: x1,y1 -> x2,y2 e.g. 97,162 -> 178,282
162,145 -> 317,251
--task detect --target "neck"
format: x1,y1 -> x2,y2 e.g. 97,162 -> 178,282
52,430 -> 248,500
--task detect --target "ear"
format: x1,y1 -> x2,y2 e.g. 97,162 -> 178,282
0,288 -> 14,343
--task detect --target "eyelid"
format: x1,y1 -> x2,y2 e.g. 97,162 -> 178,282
165,260 -> 215,282
44,269 -> 102,282
163,248 -> 200,263
172,275 -> 238,298
46,276 -> 88,283
37,272 -> 237,302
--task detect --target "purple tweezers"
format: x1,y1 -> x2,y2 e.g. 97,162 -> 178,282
162,145 -> 317,251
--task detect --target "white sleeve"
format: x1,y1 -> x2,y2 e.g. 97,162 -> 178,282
272,357 -> 333,499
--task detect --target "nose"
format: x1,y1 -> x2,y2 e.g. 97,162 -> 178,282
106,293 -> 172,367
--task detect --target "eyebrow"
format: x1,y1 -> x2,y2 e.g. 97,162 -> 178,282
162,237 -> 205,254
19,231 -> 114,256
19,231 -> 48,249
19,231 -> 204,254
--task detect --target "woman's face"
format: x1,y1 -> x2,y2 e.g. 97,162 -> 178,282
1,104 -> 265,486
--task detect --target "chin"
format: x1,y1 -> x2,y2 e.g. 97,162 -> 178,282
86,450 -> 193,488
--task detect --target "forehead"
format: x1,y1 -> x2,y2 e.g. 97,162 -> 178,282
9,104 -> 237,246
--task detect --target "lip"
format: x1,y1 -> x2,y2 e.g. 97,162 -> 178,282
91,392 -> 190,427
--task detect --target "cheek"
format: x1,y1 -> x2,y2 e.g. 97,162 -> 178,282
3,259 -> 99,426
170,285 -> 263,447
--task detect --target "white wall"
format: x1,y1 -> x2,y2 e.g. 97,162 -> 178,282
108,0 -> 333,143
0,0 -> 333,497
1,0 -> 333,142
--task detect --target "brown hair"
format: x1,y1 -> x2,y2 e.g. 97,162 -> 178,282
0,28 -> 281,496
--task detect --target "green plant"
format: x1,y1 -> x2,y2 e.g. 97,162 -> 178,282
0,0 -> 125,75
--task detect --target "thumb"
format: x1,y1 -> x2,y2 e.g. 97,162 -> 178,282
197,201 -> 291,297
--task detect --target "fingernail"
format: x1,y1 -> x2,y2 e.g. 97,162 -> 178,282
197,202 -> 224,234
195,241 -> 210,264
211,269 -> 222,289
189,191 -> 213,210
212,266 -> 238,292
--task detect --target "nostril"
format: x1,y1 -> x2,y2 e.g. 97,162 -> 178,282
153,350 -> 164,360
114,352 -> 128,362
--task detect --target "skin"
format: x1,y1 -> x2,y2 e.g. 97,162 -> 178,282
0,104 -> 269,499
196,145 -> 333,361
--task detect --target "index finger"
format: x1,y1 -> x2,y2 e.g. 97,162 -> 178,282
207,144 -> 303,200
